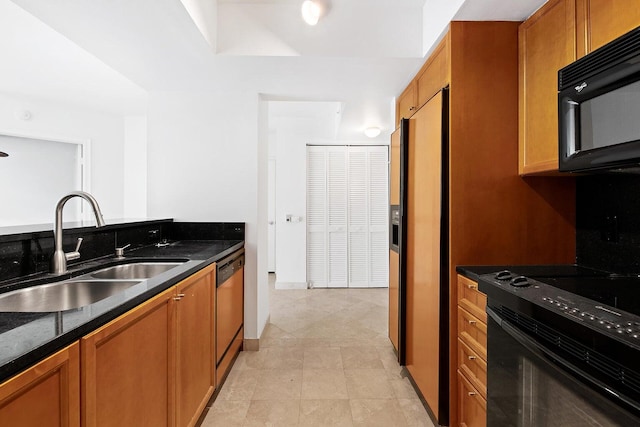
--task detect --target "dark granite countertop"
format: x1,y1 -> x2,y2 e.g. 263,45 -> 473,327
0,239 -> 243,383
456,264 -> 608,282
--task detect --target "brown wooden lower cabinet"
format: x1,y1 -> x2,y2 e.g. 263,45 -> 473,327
82,264 -> 217,427
0,263 -> 224,427
456,274 -> 487,427
457,370 -> 487,427
0,342 -> 80,427
81,286 -> 175,427
176,265 -> 216,427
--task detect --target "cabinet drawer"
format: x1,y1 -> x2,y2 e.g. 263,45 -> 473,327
457,275 -> 486,322
457,370 -> 486,427
457,338 -> 487,399
458,307 -> 487,360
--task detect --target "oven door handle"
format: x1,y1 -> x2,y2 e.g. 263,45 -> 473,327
487,307 -> 640,413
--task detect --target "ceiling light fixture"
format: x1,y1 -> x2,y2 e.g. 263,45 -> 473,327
301,0 -> 321,26
0,151 -> 8,158
364,127 -> 381,138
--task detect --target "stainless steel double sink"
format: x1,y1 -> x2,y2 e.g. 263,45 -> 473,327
0,262 -> 185,312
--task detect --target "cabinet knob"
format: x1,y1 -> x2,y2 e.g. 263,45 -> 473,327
467,284 -> 478,290
468,355 -> 477,360
467,319 -> 477,325
468,391 -> 477,397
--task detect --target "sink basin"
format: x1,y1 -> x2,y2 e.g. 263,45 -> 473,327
90,262 -> 184,280
0,280 -> 140,312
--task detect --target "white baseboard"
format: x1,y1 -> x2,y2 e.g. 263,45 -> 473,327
275,281 -> 308,290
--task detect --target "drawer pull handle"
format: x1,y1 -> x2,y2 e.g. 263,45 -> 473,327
467,284 -> 478,290
468,355 -> 477,360
467,319 -> 477,325
177,293 -> 185,298
468,391 -> 477,397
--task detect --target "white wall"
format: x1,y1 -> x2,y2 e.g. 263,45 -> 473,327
422,0 -> 464,57
273,119 -> 313,287
270,114 -> 391,288
146,90 -> 268,340
0,92 -> 126,221
123,115 -> 148,218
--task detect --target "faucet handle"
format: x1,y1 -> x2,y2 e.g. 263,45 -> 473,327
115,243 -> 131,258
65,237 -> 83,262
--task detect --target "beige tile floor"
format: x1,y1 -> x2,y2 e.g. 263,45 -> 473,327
201,275 -> 434,427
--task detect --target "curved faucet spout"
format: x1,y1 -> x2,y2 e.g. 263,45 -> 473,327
51,191 -> 106,275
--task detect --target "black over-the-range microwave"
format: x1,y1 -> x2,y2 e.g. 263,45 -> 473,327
559,25 -> 640,172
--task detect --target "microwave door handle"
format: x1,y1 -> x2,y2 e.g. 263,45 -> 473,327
487,307 -> 640,413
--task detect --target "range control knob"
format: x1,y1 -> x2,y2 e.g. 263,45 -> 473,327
495,270 -> 513,281
510,276 -> 530,287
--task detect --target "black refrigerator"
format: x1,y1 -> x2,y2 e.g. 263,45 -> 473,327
391,88 -> 450,425
389,118 -> 409,365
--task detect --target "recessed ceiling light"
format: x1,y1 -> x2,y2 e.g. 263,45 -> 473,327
364,127 -> 381,138
301,0 -> 321,26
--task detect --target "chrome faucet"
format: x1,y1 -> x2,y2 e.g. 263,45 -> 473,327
50,191 -> 106,274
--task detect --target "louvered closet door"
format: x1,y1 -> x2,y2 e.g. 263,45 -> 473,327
326,147 -> 348,287
307,145 -> 388,288
306,146 -> 328,287
368,147 -> 390,287
348,147 -> 389,288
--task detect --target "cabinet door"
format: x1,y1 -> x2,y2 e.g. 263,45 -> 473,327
405,91 -> 444,419
519,0 -> 577,174
397,81 -> 418,125
578,0 -> 640,53
81,287 -> 175,427
416,35 -> 449,107
0,342 -> 79,427
175,265 -> 216,427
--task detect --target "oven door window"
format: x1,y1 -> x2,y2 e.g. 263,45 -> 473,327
487,312 -> 640,426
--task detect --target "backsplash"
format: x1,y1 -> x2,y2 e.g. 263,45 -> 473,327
577,173 -> 640,275
0,220 -> 245,283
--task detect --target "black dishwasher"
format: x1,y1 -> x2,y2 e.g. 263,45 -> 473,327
216,249 -> 245,383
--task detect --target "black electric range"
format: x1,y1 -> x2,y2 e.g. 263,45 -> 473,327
478,265 -> 640,425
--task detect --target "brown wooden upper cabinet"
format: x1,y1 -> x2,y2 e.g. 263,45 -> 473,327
395,36 -> 450,128
577,0 -> 640,54
396,81 -> 417,125
519,0 -> 640,175
417,36 -> 449,108
519,0 -> 577,175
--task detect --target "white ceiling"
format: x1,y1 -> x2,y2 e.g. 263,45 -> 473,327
3,0 -> 547,139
